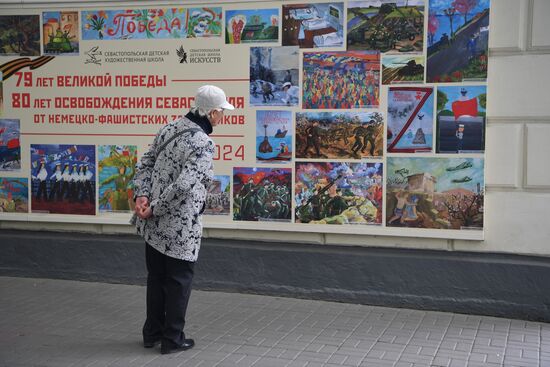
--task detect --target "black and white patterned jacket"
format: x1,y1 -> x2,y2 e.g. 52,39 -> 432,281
132,114 -> 214,261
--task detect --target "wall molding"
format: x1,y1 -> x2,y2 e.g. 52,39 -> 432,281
485,186 -> 524,192
526,46 -> 550,53
524,124 -> 550,189
525,0 -> 550,51
486,187 -> 550,194
489,47 -> 524,56
523,0 -> 534,51
489,48 -> 550,57
525,0 -> 534,50
487,116 -> 550,124
485,185 -> 521,191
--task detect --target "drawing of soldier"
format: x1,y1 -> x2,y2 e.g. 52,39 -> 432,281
467,33 -> 478,59
302,120 -> 322,157
351,120 -> 377,156
326,189 -> 348,217
310,190 -> 325,220
239,178 -> 256,219
266,200 -> 289,219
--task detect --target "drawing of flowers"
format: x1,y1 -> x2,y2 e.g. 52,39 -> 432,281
85,11 -> 108,39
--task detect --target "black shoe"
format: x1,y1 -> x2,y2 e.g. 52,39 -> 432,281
143,339 -> 161,348
160,339 -> 195,355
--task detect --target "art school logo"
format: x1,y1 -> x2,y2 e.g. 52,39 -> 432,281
176,46 -> 188,63
85,46 -> 102,65
176,46 -> 221,64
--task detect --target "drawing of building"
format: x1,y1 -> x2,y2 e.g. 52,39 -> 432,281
407,172 -> 436,194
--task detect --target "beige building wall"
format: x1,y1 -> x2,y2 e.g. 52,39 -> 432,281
1,0 -> 549,257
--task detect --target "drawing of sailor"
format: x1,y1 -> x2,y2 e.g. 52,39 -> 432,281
33,161 -> 49,201
458,88 -> 469,101
456,123 -> 465,151
48,163 -> 63,201
83,164 -> 94,204
76,164 -> 85,202
60,163 -> 71,200
69,164 -> 79,202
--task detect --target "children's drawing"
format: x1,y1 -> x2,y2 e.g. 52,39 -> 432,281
187,8 -> 222,37
256,111 -> 293,163
382,54 -> 424,84
295,162 -> 383,225
0,72 -> 3,115
387,87 -> 433,153
226,9 -> 278,44
436,85 -> 486,153
0,119 -> 20,170
82,9 -> 188,40
43,11 -> 79,55
233,167 -> 292,222
347,0 -> 424,53
387,157 -> 484,229
205,175 -> 230,215
296,112 -> 383,159
250,46 -> 299,106
282,3 -> 344,48
427,0 -> 490,82
303,51 -> 380,109
30,144 -> 96,215
0,177 -> 28,213
0,15 -> 40,55
98,145 -> 137,213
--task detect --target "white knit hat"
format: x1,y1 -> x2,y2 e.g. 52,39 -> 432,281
194,85 -> 235,111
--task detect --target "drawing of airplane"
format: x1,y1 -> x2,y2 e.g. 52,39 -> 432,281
452,176 -> 472,183
446,161 -> 473,171
395,168 -> 409,177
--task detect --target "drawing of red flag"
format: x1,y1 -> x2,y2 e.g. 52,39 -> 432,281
452,98 -> 478,120
7,138 -> 19,149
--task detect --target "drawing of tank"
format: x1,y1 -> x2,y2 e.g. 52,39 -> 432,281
45,29 -> 74,53
396,59 -> 424,77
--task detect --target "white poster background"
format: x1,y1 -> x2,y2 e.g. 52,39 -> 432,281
0,0 -> 485,240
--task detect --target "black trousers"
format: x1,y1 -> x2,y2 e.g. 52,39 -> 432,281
143,243 -> 194,345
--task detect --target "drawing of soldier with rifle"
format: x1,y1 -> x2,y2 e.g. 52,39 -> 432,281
295,173 -> 343,223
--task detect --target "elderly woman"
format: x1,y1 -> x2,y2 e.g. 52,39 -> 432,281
132,85 -> 234,355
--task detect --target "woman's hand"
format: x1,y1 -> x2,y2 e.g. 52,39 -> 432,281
135,196 -> 153,219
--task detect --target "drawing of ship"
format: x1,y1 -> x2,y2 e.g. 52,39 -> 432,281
274,126 -> 287,138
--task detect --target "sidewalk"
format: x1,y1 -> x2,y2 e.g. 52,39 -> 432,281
0,277 -> 548,367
